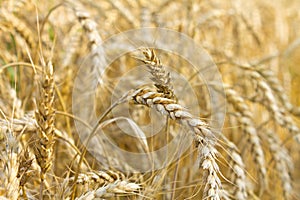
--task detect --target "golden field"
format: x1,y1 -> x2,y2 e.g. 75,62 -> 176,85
0,0 -> 300,199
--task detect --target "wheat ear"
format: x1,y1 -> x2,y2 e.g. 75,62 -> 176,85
0,75 -> 23,118
8,0 -> 28,13
131,87 -> 225,200
248,70 -> 300,142
0,129 -> 20,200
73,9 -> 102,52
265,131 -> 293,199
136,48 -> 175,99
225,86 -> 267,188
34,61 -> 55,197
254,66 -> 292,110
0,8 -> 36,50
1,114 -> 90,172
0,113 -> 36,133
75,180 -> 141,199
73,170 -> 140,199
61,23 -> 82,68
254,65 -> 300,117
223,140 -> 247,200
68,1 -> 107,85
17,148 -> 33,199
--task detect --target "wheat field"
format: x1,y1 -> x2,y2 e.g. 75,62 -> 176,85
0,0 -> 300,199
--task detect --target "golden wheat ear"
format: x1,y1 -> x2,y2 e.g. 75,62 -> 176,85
17,148 -> 33,199
1,8 -> 36,52
72,170 -> 141,198
34,61 -> 55,198
1,130 -> 20,200
226,142 -> 248,200
225,86 -> 267,188
265,131 -> 293,199
131,87 -> 225,200
134,48 -> 175,100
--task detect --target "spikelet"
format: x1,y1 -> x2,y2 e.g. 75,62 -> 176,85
34,61 -> 55,182
136,48 -> 175,100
